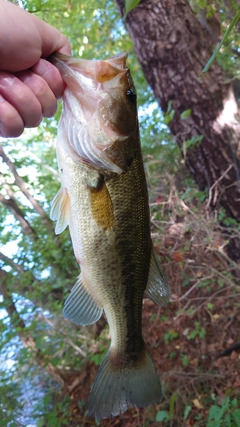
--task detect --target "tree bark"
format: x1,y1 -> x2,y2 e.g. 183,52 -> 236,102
116,0 -> 240,259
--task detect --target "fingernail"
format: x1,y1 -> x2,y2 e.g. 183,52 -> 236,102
0,76 -> 15,88
32,59 -> 50,78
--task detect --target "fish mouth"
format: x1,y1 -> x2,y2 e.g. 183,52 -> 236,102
48,51 -> 129,126
49,51 -> 128,84
49,52 -> 135,174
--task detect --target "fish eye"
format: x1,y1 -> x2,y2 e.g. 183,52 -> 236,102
126,89 -> 136,103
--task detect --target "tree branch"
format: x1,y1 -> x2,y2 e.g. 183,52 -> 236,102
1,278 -> 69,385
0,252 -> 25,274
0,253 -> 64,304
0,144 -> 53,232
0,191 -> 37,237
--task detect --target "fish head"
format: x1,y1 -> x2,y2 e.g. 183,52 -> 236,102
94,55 -> 137,136
51,52 -> 139,173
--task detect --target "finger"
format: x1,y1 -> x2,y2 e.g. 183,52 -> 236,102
0,94 -> 24,137
0,72 -> 42,128
0,1 -> 71,72
31,14 -> 71,57
16,69 -> 58,117
31,59 -> 65,99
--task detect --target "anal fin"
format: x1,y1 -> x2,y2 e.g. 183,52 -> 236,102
63,274 -> 103,326
144,244 -> 171,306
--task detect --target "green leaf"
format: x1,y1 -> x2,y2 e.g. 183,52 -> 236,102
51,357 -> 59,367
184,405 -> 192,420
169,392 -> 178,419
180,109 -> 191,120
48,407 -> 57,418
35,336 -> 42,349
233,409 -> 240,426
183,135 -> 203,150
231,398 -> 238,408
224,413 -> 231,427
201,11 -> 240,76
156,410 -> 169,422
37,418 -> 44,427
164,109 -> 175,124
124,0 -> 141,20
207,405 -> 221,423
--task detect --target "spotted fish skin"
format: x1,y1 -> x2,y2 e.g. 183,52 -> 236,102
49,52 -> 171,419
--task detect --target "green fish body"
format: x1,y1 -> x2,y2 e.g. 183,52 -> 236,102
50,52 -> 170,419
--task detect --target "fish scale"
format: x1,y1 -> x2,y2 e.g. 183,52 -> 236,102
49,51 -> 171,419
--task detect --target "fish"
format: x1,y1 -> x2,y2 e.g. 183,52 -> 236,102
49,52 -> 171,419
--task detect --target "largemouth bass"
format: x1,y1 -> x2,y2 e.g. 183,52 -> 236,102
49,52 -> 170,419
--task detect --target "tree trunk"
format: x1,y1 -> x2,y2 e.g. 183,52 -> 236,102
116,0 -> 240,260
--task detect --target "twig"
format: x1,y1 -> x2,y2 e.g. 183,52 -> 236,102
24,149 -> 59,178
0,143 -> 53,231
206,164 -> 233,210
170,275 -> 213,302
208,265 -> 239,287
41,314 -> 87,357
180,199 -> 198,218
165,371 -> 224,378
219,308 -> 239,347
0,252 -> 25,274
174,288 -> 240,320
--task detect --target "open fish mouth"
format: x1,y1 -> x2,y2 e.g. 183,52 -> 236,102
49,52 -> 129,98
49,52 -> 138,174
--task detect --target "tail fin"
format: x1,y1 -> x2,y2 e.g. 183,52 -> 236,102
88,346 -> 161,419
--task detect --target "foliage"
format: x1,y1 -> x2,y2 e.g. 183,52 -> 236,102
155,397 -> 240,426
201,10 -> 240,76
206,397 -> 240,427
1,0 -> 240,426
123,0 -> 141,20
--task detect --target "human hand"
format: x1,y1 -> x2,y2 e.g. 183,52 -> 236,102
0,1 -> 71,138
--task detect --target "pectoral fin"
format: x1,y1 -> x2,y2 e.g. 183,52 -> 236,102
63,274 -> 103,326
50,187 -> 70,234
144,245 -> 171,306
